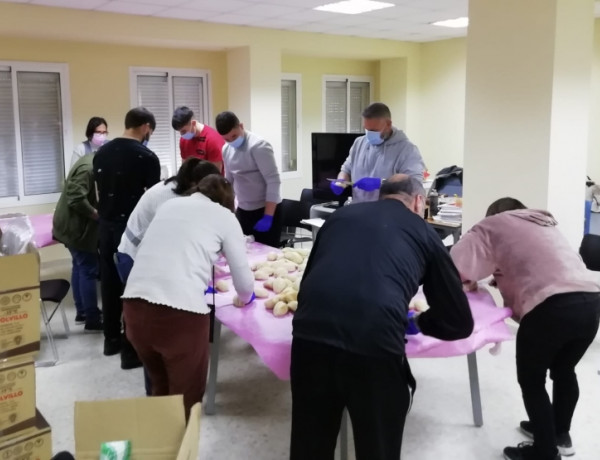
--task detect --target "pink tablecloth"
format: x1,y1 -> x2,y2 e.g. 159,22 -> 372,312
212,243 -> 513,380
29,213 -> 57,248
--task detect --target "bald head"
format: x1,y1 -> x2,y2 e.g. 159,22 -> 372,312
379,175 -> 426,217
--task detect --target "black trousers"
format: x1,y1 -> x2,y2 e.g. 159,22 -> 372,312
517,292 -> 600,459
98,220 -> 126,341
236,205 -> 283,248
290,338 -> 412,460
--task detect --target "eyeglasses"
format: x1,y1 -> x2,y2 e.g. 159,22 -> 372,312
95,130 -> 108,135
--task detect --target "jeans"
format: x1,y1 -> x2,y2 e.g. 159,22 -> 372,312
517,292 -> 600,459
67,248 -> 101,323
290,338 -> 413,460
236,205 -> 283,248
98,220 -> 126,340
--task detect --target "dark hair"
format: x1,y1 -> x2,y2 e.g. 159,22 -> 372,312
165,158 -> 221,195
172,106 -> 194,131
486,197 -> 527,217
362,102 -> 392,119
190,174 -> 235,212
379,176 -> 425,199
125,107 -> 156,131
85,117 -> 108,140
215,111 -> 240,135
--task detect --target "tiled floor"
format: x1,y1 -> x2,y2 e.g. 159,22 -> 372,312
37,259 -> 600,460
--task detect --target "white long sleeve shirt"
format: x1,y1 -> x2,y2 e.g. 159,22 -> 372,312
117,180 -> 178,259
122,193 -> 255,314
222,131 -> 282,211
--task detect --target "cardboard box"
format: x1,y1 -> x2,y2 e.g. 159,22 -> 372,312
0,359 -> 36,440
75,395 -> 201,460
0,250 -> 41,361
0,410 -> 52,460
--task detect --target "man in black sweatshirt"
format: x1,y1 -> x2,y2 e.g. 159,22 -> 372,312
290,174 -> 474,460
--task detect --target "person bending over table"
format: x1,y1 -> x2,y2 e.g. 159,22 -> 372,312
216,111 -> 282,247
290,174 -> 474,460
330,102 -> 425,203
451,198 -> 600,460
122,174 -> 255,418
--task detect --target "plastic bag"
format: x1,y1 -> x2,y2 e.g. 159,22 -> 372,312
0,213 -> 35,256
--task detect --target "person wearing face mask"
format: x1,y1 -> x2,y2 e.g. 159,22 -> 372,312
331,102 -> 425,203
171,106 -> 224,173
290,174 -> 473,460
215,111 -> 283,248
93,107 -> 161,369
70,116 -> 108,168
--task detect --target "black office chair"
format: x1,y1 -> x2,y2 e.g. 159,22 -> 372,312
580,234 -> 600,271
279,199 -> 313,248
38,279 -> 71,366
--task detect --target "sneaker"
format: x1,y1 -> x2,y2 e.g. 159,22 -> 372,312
503,442 -> 561,460
520,420 -> 575,457
84,321 -> 103,333
121,352 -> 143,370
103,338 -> 121,356
74,314 -> 86,325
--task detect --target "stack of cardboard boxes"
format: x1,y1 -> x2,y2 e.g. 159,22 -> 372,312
0,246 -> 52,459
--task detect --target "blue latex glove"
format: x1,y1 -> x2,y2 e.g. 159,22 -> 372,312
406,310 -> 420,335
254,214 -> 273,232
353,177 -> 382,192
246,292 -> 256,305
330,181 -> 345,196
204,286 -> 217,295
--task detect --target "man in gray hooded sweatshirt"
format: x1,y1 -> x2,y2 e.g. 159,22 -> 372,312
332,102 -> 425,203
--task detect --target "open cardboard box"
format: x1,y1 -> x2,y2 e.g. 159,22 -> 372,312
75,395 -> 200,460
0,245 -> 41,361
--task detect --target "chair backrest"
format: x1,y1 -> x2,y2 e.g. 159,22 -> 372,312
580,233 -> 600,271
280,199 -> 305,228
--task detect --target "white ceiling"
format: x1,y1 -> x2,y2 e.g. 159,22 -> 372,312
2,0 -> 600,43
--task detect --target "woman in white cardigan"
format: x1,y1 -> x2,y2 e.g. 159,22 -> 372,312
122,175 -> 254,417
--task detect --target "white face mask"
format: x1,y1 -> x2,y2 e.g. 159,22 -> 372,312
92,133 -> 107,146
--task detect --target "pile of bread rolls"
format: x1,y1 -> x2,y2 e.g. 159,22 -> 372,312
245,247 -> 310,317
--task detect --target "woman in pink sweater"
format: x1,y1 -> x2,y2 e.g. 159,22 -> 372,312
451,197 -> 600,460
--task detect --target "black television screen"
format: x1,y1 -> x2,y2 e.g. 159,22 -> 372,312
311,132 -> 362,202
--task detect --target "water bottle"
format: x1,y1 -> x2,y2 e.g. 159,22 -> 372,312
429,189 -> 439,217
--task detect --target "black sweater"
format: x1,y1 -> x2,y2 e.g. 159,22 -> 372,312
293,199 -> 474,356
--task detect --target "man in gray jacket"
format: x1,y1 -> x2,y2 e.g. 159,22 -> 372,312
332,102 -> 425,203
216,111 -> 282,247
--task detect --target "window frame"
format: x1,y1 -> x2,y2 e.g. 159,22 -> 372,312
0,61 -> 72,208
281,73 -> 302,180
321,74 -> 373,133
129,66 -> 212,177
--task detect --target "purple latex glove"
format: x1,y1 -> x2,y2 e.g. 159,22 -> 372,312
406,310 -> 420,335
330,181 -> 345,196
353,177 -> 382,192
254,214 -> 273,232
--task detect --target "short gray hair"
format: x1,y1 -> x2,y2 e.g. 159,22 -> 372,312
361,102 -> 391,119
379,176 -> 425,200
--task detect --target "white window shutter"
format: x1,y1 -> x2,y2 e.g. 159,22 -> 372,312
325,81 -> 348,133
136,75 -> 174,175
281,79 -> 297,173
172,76 -> 205,169
349,81 -> 370,134
0,70 -> 18,198
17,71 -> 64,196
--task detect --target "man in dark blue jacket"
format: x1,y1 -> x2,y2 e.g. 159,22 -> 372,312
290,174 -> 474,460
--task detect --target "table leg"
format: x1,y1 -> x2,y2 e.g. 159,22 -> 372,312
205,319 -> 222,415
467,352 -> 483,427
338,409 -> 349,460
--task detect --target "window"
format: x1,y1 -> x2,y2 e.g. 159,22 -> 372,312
0,62 -> 71,206
130,68 -> 210,177
281,75 -> 301,176
323,76 -> 372,133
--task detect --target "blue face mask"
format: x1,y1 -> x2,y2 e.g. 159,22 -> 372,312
228,134 -> 245,149
142,140 -> 149,147
365,129 -> 384,146
181,131 -> 195,140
